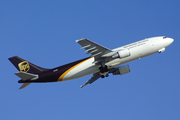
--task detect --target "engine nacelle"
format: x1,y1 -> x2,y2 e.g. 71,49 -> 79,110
158,48 -> 165,53
112,49 -> 130,59
112,65 -> 130,75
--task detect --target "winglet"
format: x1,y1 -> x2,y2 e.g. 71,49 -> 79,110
76,40 -> 80,42
76,38 -> 86,43
80,83 -> 89,88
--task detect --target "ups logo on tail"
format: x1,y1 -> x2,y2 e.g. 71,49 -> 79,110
18,61 -> 30,72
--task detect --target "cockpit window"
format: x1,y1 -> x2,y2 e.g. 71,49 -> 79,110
163,36 -> 167,39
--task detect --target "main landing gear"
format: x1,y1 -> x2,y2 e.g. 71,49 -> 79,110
99,65 -> 109,78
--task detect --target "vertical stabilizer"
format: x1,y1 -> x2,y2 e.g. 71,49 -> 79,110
8,56 -> 48,74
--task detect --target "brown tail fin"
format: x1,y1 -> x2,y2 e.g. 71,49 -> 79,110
8,56 -> 48,74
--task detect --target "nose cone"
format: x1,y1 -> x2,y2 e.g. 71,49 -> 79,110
168,38 -> 174,44
164,38 -> 174,47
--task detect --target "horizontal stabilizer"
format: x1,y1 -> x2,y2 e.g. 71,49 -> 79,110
15,72 -> 38,81
19,83 -> 31,89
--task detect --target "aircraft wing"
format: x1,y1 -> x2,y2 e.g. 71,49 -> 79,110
76,39 -> 113,61
80,72 -> 101,88
80,68 -> 117,88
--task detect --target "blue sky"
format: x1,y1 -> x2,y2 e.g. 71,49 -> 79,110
1,0 -> 180,120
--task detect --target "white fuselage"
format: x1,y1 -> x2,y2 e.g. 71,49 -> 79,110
61,36 -> 174,81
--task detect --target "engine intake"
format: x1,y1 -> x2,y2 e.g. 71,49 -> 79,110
112,49 -> 130,59
112,65 -> 130,75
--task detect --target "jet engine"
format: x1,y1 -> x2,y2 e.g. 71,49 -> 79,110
112,49 -> 130,59
112,65 -> 130,75
158,48 -> 165,53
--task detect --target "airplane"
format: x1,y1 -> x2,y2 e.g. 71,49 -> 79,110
8,36 -> 174,89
